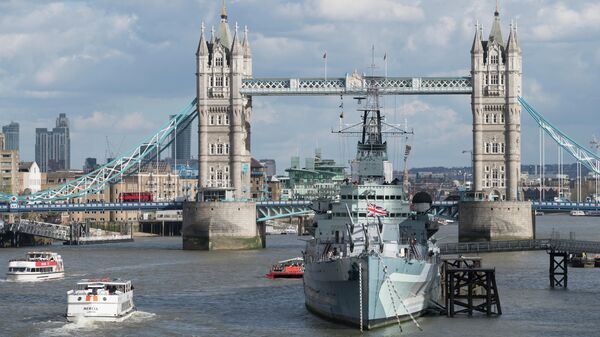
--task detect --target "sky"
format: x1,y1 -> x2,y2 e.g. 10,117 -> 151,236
0,0 -> 599,174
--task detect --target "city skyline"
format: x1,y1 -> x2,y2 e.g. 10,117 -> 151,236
0,1 -> 599,173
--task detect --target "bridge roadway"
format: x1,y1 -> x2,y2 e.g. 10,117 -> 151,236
432,200 -> 600,213
3,200 -> 598,217
0,201 -> 314,222
439,238 -> 600,255
1,220 -> 132,244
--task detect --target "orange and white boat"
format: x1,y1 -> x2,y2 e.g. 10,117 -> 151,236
7,251 -> 65,282
266,257 -> 304,279
66,278 -> 136,322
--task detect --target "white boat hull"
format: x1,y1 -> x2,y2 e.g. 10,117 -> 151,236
66,291 -> 135,323
6,271 -> 64,282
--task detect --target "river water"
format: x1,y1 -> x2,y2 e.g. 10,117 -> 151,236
1,214 -> 600,337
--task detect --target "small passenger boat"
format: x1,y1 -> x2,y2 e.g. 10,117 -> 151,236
570,210 -> 586,216
7,251 -> 65,282
66,279 -> 136,322
265,257 -> 304,279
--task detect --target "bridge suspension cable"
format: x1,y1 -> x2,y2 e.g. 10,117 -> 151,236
519,97 -> 600,179
1,99 -> 198,203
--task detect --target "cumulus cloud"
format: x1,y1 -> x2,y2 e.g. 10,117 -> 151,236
531,2 -> 600,41
278,0 -> 424,22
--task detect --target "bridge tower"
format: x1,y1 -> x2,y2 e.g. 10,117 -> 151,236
460,4 -> 532,242
196,3 -> 252,200
471,3 -> 522,201
183,3 -> 261,250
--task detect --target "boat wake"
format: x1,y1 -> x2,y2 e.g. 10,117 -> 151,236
39,311 -> 155,336
40,319 -> 98,337
129,310 -> 157,322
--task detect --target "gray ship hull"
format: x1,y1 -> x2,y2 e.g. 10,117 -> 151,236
303,254 -> 439,330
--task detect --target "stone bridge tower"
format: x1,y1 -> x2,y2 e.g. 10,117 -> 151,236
471,4 -> 522,201
183,3 -> 261,250
196,3 -> 252,200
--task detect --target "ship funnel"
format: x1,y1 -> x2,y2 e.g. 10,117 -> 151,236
412,191 -> 432,213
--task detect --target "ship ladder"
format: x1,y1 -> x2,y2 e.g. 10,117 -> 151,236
382,263 -> 423,332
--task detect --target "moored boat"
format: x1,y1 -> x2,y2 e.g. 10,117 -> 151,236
7,251 -> 65,282
266,257 -> 304,278
66,279 -> 136,322
570,210 -> 586,216
303,77 -> 440,330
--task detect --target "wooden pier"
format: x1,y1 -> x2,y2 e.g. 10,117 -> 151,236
441,257 -> 502,317
439,238 -> 600,289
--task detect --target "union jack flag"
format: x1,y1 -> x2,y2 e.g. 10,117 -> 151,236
367,203 -> 388,217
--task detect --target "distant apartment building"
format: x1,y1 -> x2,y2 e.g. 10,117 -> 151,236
2,122 -> 19,151
41,161 -> 198,225
83,157 -> 99,173
285,149 -> 346,200
169,115 -> 192,163
35,113 -> 70,172
259,159 -> 276,177
0,135 -> 20,194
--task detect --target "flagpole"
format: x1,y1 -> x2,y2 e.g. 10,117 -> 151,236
324,51 -> 328,81
384,52 -> 388,79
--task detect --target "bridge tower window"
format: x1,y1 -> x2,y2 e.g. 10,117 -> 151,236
492,114 -> 497,124
215,57 -> 223,67
485,114 -> 490,124
491,74 -> 498,85
491,54 -> 499,64
485,143 -> 490,154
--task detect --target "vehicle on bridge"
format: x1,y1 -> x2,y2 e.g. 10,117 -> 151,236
66,278 -> 136,322
7,251 -> 65,282
118,192 -> 153,203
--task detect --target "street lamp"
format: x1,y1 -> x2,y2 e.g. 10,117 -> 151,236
462,150 -> 473,188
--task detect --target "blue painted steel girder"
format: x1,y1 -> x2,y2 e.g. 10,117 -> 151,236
240,76 -> 472,96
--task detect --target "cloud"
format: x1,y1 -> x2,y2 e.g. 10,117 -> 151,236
74,111 -> 154,132
531,2 -> 600,41
278,0 -> 424,22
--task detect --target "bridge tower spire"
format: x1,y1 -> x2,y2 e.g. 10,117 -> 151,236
471,3 -> 522,201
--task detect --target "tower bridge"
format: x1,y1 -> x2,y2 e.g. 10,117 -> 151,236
2,3 -> 600,248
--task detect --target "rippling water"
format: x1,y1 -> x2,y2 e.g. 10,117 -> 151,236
1,214 -> 600,337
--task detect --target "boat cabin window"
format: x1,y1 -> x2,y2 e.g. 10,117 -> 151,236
376,195 -> 383,200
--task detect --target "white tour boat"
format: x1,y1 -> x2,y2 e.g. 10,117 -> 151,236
570,210 -> 586,216
7,251 -> 65,282
66,279 -> 136,322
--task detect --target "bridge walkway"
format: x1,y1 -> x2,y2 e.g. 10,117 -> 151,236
439,239 -> 600,255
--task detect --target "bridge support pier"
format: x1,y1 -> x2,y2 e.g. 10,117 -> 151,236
458,201 -> 534,242
549,250 -> 568,288
182,201 -> 262,250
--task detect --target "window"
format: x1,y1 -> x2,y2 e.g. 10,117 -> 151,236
491,54 -> 499,64
485,143 -> 490,154
492,143 -> 499,153
225,144 -> 230,154
485,114 -> 490,123
491,74 -> 498,85
500,165 -> 505,172
492,114 -> 497,124
485,165 -> 490,172
215,57 -> 223,66
500,114 -> 505,123
224,115 -> 229,125
217,144 -> 224,154
215,76 -> 223,87
217,115 -> 222,125
225,166 -> 229,173
501,143 -> 505,153
217,171 -> 223,181
209,144 -> 215,155
209,115 -> 215,125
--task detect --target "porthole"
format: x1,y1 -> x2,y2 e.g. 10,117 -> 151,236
103,297 -> 107,301
77,297 -> 82,301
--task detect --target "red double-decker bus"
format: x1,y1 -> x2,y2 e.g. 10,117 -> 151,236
118,192 -> 154,202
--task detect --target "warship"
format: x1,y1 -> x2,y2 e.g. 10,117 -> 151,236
302,75 -> 441,330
